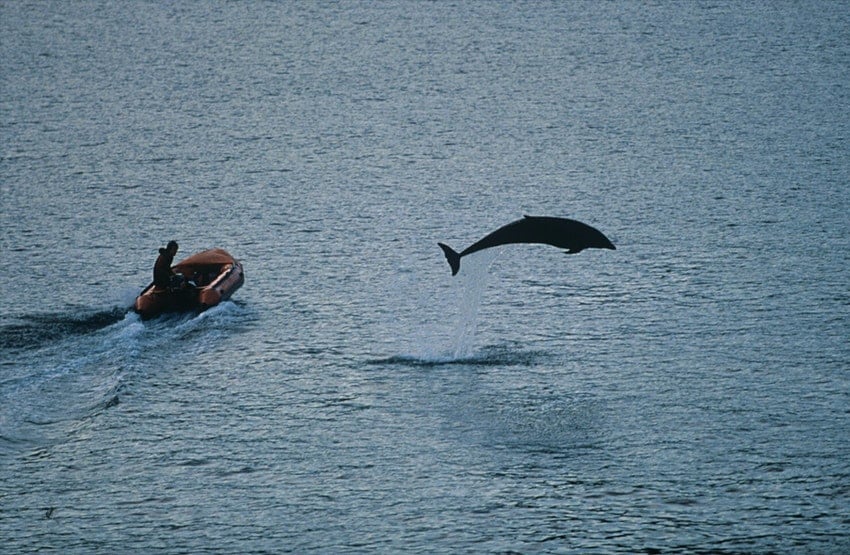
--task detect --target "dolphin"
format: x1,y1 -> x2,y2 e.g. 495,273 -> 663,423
438,215 -> 615,276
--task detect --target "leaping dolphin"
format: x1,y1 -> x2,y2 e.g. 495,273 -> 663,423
438,215 -> 615,276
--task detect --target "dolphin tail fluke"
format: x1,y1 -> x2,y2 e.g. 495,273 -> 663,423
438,243 -> 461,276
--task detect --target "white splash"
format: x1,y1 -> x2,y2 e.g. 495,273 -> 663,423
448,249 -> 498,359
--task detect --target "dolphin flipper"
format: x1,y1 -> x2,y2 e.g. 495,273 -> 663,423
438,243 -> 461,276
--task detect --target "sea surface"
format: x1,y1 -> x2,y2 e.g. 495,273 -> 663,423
2,2 -> 849,553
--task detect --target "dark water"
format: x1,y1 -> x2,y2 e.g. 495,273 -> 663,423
2,2 -> 849,553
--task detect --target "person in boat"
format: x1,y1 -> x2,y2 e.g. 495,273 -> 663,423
153,240 -> 182,289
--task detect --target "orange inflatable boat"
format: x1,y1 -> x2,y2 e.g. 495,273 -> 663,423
134,248 -> 245,319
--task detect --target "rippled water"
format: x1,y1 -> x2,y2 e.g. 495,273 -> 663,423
2,2 -> 849,553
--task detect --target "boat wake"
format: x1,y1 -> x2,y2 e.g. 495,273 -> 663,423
0,300 -> 245,456
0,309 -> 137,455
0,308 -> 128,352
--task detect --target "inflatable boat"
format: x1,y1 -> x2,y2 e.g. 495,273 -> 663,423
134,248 -> 244,319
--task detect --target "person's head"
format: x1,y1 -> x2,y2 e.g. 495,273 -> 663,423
166,240 -> 178,255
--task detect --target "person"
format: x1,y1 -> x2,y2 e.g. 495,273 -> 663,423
153,240 -> 179,289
